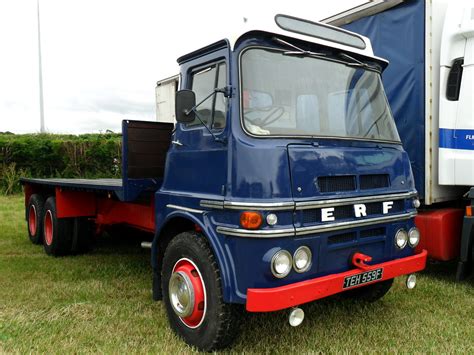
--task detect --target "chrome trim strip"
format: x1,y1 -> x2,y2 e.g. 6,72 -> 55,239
167,204 -> 204,214
295,211 -> 417,236
200,200 -> 225,209
223,201 -> 295,211
216,226 -> 295,238
216,211 -> 417,238
295,191 -> 417,210
200,199 -> 294,211
201,191 -> 417,212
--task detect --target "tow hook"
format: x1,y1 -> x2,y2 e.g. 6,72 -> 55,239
289,307 -> 304,327
352,252 -> 372,270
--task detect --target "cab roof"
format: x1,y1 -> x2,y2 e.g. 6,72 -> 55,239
178,14 -> 388,68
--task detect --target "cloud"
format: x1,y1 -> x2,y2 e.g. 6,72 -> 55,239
0,0 -> 366,134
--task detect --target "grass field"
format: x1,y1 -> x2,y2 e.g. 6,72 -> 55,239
1,194 -> 474,353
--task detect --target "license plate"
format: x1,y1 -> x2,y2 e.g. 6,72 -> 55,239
343,268 -> 383,289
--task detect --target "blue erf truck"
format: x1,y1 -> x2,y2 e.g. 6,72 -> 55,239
21,15 -> 427,351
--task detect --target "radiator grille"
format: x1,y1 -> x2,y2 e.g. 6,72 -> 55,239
360,227 -> 386,239
327,232 -> 356,245
318,176 -> 356,193
360,174 -> 390,190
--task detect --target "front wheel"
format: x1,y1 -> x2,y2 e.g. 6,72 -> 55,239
161,232 -> 241,351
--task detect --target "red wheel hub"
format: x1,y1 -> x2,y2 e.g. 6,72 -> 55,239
170,259 -> 206,328
44,210 -> 53,246
28,205 -> 37,236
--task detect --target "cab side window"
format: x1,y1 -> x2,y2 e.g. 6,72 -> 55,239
188,62 -> 227,129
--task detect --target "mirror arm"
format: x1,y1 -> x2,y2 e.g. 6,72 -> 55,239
215,86 -> 232,98
185,89 -> 218,116
182,87 -> 229,145
193,110 -> 227,145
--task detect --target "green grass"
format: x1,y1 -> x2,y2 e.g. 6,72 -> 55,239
1,194 -> 474,353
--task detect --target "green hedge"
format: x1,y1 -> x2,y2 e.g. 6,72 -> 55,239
0,132 -> 122,194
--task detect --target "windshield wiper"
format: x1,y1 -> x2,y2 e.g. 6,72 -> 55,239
338,52 -> 379,72
272,37 -> 327,58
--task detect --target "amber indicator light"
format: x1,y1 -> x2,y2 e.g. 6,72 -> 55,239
240,211 -> 263,229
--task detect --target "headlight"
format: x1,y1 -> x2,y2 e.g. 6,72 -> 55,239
293,246 -> 312,273
271,250 -> 292,278
408,227 -> 420,247
395,229 -> 408,249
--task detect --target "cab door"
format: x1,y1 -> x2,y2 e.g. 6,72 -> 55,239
163,58 -> 229,198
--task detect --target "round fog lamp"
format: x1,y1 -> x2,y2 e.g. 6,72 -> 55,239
293,246 -> 312,273
406,274 -> 417,289
271,250 -> 292,278
266,213 -> 278,226
289,307 -> 305,327
408,227 -> 420,247
395,229 -> 408,249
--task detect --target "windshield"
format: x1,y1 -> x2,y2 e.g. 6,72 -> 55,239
240,48 -> 400,142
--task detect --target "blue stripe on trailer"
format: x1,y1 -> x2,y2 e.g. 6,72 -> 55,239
439,128 -> 474,151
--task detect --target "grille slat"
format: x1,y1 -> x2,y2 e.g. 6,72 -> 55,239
316,174 -> 390,193
360,227 -> 386,238
328,232 -> 356,245
318,176 -> 356,193
360,174 -> 390,190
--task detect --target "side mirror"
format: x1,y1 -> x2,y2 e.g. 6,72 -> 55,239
175,90 -> 196,123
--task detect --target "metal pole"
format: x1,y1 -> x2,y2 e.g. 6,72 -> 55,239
37,0 -> 45,133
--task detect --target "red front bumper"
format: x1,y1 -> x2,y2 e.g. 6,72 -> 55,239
246,250 -> 428,312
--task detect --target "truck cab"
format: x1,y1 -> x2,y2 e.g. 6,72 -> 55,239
151,14 -> 426,349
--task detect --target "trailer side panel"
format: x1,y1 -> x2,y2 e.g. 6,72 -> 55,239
342,1 -> 426,199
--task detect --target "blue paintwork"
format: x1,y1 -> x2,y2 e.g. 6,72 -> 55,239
439,128 -> 474,151
342,0 -> 426,199
152,32 -> 418,305
287,143 -> 414,200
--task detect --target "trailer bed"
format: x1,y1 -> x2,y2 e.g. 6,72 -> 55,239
21,178 -> 123,192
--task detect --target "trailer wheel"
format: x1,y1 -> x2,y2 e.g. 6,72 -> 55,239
161,232 -> 241,351
343,278 -> 394,302
43,197 -> 74,256
71,217 -> 93,254
27,194 -> 45,244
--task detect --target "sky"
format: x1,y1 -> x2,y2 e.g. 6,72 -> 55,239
0,0 -> 364,134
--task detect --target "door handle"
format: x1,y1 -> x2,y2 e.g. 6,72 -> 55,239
171,140 -> 183,146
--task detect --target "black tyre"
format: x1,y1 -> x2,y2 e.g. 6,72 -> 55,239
71,217 -> 93,254
43,197 -> 74,256
343,278 -> 394,302
27,194 -> 45,244
161,232 -> 241,351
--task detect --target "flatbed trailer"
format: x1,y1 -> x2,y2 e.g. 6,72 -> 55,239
21,120 -> 172,235
20,15 -> 427,351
